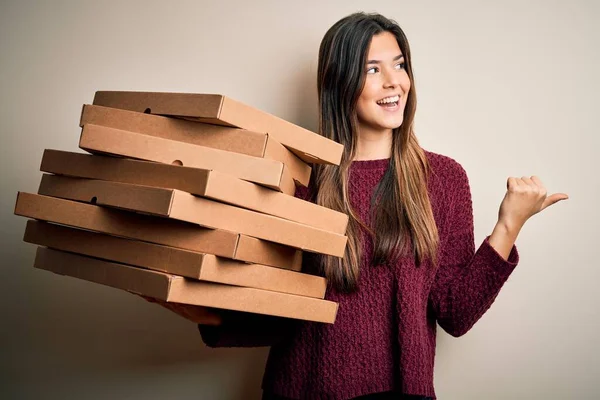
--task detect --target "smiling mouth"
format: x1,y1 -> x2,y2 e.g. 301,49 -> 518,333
376,95 -> 401,109
376,99 -> 401,111
378,101 -> 398,108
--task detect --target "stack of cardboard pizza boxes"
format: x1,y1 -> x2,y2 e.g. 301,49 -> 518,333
14,91 -> 347,324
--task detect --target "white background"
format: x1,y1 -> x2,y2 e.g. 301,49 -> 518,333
1,1 -> 597,399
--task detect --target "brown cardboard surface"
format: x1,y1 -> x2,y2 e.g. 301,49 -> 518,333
41,149 -> 214,195
40,150 -> 348,234
234,235 -> 301,272
92,91 -> 343,165
24,221 -> 325,298
34,247 -> 337,324
79,124 -> 296,195
14,192 -> 302,270
79,105 -> 311,186
37,174 -> 347,257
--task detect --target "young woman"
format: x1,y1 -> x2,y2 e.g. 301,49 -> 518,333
144,12 -> 568,400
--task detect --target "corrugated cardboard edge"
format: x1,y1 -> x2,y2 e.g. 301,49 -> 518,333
220,96 -> 343,165
34,246 -> 173,300
35,247 -> 338,324
37,176 -> 347,257
24,220 -> 326,298
79,124 -> 295,195
92,91 -> 343,166
93,91 -> 224,118
23,220 -> 207,280
169,189 -> 347,257
279,167 -> 297,195
201,254 -> 326,298
203,170 -> 348,234
235,235 -> 302,272
40,149 -> 213,197
14,192 -> 243,261
264,136 -> 311,186
216,95 -> 225,119
79,104 -> 269,158
38,174 -> 176,218
78,104 -> 86,127
39,153 -> 345,234
168,278 -> 337,323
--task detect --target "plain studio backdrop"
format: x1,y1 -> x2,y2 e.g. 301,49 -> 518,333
0,1 -> 597,399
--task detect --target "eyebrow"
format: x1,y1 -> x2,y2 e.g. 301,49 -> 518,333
367,54 -> 404,64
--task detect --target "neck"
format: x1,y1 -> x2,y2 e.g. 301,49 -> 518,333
353,127 -> 393,161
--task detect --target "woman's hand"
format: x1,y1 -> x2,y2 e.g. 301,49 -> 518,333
139,295 -> 223,326
498,175 -> 569,232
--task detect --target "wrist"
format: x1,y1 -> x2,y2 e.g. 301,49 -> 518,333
496,218 -> 522,238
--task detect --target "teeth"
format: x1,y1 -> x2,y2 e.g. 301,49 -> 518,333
376,95 -> 400,104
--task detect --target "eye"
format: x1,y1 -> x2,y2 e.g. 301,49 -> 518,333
366,66 -> 378,74
395,62 -> 406,70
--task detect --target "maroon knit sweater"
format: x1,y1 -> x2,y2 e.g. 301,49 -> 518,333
199,150 -> 520,399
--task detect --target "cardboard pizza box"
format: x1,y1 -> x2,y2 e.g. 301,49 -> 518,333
92,91 -> 343,165
24,220 -> 325,298
80,105 -> 311,186
14,192 -> 302,270
34,247 -> 337,324
37,174 -> 347,257
79,124 -> 297,195
40,150 -> 348,234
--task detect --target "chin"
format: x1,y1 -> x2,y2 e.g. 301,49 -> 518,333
381,117 -> 404,130
358,108 -> 405,132
373,109 -> 405,129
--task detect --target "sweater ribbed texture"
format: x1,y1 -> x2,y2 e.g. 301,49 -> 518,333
199,150 -> 520,400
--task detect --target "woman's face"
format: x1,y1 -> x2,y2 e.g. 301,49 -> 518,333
356,31 -> 411,136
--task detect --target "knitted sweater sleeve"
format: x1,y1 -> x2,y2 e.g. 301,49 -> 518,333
428,160 -> 520,337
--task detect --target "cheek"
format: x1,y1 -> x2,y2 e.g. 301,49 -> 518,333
356,99 -> 370,121
401,73 -> 411,93
359,79 -> 379,101
356,95 -> 375,119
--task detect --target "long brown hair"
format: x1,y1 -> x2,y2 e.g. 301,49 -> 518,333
311,12 -> 440,293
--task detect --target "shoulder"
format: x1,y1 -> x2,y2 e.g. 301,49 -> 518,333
422,149 -> 472,230
423,149 -> 468,180
423,149 -> 470,190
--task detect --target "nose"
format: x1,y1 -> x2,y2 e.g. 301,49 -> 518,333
382,67 -> 400,89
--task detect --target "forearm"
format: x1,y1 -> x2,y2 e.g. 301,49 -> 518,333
431,233 -> 520,337
488,220 -> 522,261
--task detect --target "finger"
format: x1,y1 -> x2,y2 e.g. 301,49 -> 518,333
200,315 -> 223,326
167,304 -> 200,323
529,176 -> 546,191
520,176 -> 536,188
541,193 -> 570,210
192,308 -> 223,326
176,304 -> 199,321
513,177 -> 526,189
507,177 -> 518,190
